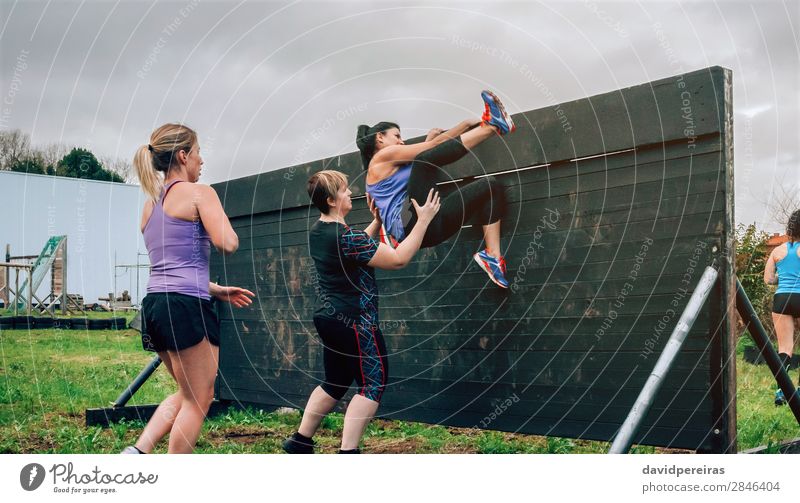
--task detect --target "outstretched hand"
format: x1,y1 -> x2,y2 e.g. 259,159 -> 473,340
410,188 -> 441,226
213,285 -> 255,308
425,128 -> 445,141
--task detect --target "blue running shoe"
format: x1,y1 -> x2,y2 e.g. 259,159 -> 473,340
474,249 -> 509,288
481,90 -> 515,135
775,389 -> 787,406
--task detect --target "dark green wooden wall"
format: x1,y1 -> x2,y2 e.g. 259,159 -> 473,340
211,66 -> 736,452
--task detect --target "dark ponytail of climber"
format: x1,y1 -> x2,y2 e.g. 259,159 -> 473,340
788,209 -> 800,242
356,121 -> 399,170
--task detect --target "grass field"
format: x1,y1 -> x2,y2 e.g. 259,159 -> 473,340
0,327 -> 797,454
0,308 -> 136,320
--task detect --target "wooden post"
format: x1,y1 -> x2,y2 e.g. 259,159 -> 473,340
61,237 -> 68,315
26,267 -> 32,316
14,268 -> 19,317
3,244 -> 8,309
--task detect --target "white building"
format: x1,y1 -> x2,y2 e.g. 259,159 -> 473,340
0,171 -> 149,305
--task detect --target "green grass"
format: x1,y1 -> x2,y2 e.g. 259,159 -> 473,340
1,308 -> 136,320
0,328 -> 797,453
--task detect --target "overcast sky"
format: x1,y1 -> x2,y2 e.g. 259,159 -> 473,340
1,0 -> 797,232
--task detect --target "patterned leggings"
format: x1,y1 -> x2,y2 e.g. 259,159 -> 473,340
313,315 -> 389,403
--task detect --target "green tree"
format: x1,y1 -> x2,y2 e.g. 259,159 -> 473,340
735,223 -> 774,337
56,148 -> 124,182
7,156 -> 46,175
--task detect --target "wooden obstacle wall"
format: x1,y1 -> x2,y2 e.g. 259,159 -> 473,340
211,66 -> 736,452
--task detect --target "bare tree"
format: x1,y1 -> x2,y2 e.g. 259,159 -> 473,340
0,129 -> 31,169
100,155 -> 134,183
767,182 -> 800,231
39,142 -> 71,170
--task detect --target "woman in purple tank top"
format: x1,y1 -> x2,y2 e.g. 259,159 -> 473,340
122,123 -> 254,454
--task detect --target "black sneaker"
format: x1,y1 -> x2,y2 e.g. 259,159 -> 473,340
338,448 -> 361,454
282,432 -> 314,454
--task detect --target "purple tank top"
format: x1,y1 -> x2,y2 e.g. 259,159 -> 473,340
143,180 -> 211,300
366,163 -> 412,240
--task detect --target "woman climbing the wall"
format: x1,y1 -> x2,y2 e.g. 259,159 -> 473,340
282,170 -> 440,454
764,209 -> 800,405
358,90 -> 515,288
122,123 -> 254,454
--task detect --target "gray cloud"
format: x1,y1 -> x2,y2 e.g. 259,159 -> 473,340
1,0 -> 797,231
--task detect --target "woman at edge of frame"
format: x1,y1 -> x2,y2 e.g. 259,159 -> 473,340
764,209 -> 800,405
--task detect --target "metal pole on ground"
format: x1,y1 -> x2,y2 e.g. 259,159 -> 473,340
735,278 -> 800,424
112,356 -> 162,408
609,265 -> 719,454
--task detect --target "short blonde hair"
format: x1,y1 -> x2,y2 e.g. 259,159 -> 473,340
307,170 -> 348,214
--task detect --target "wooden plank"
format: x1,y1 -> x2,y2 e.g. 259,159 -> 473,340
218,369 -> 718,405
225,159 -> 726,247
228,138 -> 723,239
216,384 -> 715,450
213,234 -> 719,278
219,318 -> 714,352
221,309 -> 713,334
219,368 -> 711,423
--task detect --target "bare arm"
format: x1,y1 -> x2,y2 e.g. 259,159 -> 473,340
209,282 -> 254,307
764,249 -> 778,285
363,193 -> 381,238
372,119 -> 480,167
196,184 -> 239,255
140,199 -> 155,233
367,189 -> 440,270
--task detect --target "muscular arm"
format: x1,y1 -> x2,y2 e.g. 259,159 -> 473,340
371,119 -> 480,168
764,249 -> 778,285
364,218 -> 381,238
140,199 -> 155,233
366,189 -> 440,270
195,185 -> 239,255
366,217 -> 429,270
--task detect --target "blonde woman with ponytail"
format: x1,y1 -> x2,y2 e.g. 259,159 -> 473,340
121,123 -> 254,454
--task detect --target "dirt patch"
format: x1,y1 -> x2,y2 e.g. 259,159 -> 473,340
205,425 -> 278,446
364,437 -> 423,454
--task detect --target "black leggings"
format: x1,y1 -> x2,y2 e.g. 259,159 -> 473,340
403,138 -> 507,248
313,315 -> 389,403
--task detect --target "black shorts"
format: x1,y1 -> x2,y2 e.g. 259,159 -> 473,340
140,293 -> 220,353
313,315 -> 389,403
772,293 -> 800,317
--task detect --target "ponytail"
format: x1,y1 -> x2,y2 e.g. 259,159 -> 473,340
134,144 -> 162,201
788,209 -> 800,242
133,123 -> 198,201
355,121 -> 399,170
